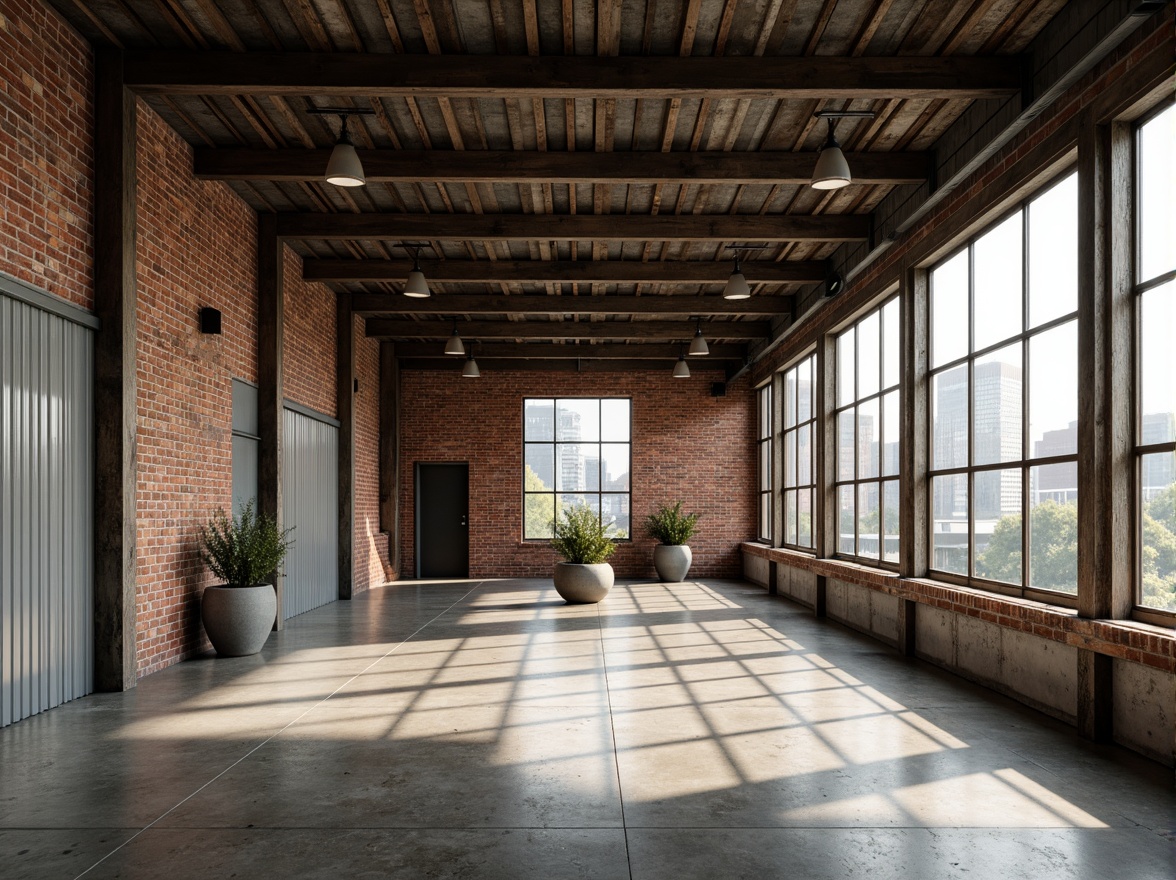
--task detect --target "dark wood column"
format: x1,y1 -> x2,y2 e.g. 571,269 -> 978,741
899,266 -> 930,581
93,49 -> 138,691
379,341 -> 400,579
337,293 -> 355,599
1075,111 -> 1133,742
257,213 -> 285,628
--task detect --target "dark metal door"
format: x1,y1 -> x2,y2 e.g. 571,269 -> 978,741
416,463 -> 470,578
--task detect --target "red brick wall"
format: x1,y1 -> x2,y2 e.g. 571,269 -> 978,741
354,317 -> 390,590
398,369 -> 755,579
134,101 -> 259,676
0,0 -> 92,309
282,246 -> 336,418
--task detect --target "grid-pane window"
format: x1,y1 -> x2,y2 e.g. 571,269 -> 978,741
757,383 -> 773,542
1135,103 -> 1176,615
928,171 -> 1079,596
523,398 -> 631,540
835,297 -> 900,563
781,355 -> 816,549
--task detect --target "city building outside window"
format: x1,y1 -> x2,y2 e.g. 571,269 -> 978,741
781,355 -> 816,550
523,398 -> 631,540
928,171 -> 1079,597
757,383 -> 772,543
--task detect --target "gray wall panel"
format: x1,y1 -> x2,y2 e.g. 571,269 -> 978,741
1,293 -> 94,727
282,407 -> 338,619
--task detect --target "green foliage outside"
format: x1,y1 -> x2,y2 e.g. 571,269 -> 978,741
198,499 -> 294,588
551,505 -> 616,565
975,499 -> 1077,590
644,501 -> 701,545
1142,483 -> 1176,611
524,465 -> 556,539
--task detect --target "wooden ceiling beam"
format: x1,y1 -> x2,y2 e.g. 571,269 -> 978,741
393,341 -> 746,359
352,293 -> 790,316
124,51 -> 1022,99
276,213 -> 870,242
306,258 -> 826,283
195,148 -> 932,185
365,319 -> 771,340
398,358 -> 739,373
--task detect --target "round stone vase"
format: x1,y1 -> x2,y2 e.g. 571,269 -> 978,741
653,544 -> 693,583
200,584 -> 277,656
553,562 -> 614,604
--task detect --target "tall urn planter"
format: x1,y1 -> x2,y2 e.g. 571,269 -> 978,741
645,501 -> 701,583
652,544 -> 693,583
550,506 -> 616,604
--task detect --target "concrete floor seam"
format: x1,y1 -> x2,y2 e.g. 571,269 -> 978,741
596,598 -> 636,880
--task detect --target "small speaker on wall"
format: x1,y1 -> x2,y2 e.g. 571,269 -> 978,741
199,307 -> 222,334
711,382 -> 726,397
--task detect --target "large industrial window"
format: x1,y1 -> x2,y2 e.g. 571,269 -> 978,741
835,297 -> 900,564
757,383 -> 773,543
928,171 -> 1079,597
1135,103 -> 1176,617
781,354 -> 816,549
523,398 -> 631,540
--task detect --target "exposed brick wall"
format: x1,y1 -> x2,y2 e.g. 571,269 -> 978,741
354,316 -> 390,590
134,100 -> 258,676
282,246 -> 336,418
0,0 -> 92,309
398,369 -> 755,579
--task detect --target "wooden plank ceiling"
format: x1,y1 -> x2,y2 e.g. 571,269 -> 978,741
50,0 -> 1067,372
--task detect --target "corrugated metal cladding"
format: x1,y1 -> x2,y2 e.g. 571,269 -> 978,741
281,406 -> 338,619
1,293 -> 94,727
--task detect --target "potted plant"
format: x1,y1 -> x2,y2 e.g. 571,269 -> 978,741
550,505 -> 616,603
645,501 -> 701,583
198,499 -> 294,656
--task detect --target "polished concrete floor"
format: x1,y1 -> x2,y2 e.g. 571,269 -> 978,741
2,578 -> 1174,879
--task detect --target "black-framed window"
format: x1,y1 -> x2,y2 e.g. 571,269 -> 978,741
1134,102 -> 1176,617
523,398 -> 631,540
927,171 -> 1079,598
781,354 -> 816,549
757,383 -> 772,543
835,297 -> 901,564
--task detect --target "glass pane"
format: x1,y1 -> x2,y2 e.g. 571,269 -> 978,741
974,468 -> 1022,585
931,250 -> 969,368
883,479 -> 900,563
1140,452 -> 1176,612
557,399 -> 600,441
932,474 -> 968,575
882,390 -> 900,477
858,397 -> 879,480
1140,281 -> 1176,445
974,210 -> 1024,351
760,493 -> 771,542
973,342 -> 1023,466
600,443 -> 629,491
783,367 -> 797,429
838,328 -> 855,407
1028,468 -> 1077,594
556,444 -> 595,491
858,310 -> 880,399
600,399 -> 630,441
1029,320 -> 1077,458
758,386 -> 772,439
798,489 -> 813,548
797,423 -> 812,485
931,365 -> 968,470
558,493 -> 597,519
602,494 -> 630,538
1028,173 -> 1078,327
785,490 -> 798,546
797,357 -> 813,423
525,443 -> 555,491
783,430 -> 796,487
838,409 -> 856,481
838,484 -> 855,554
883,298 -> 900,389
858,482 -> 879,560
759,441 -> 772,492
1139,103 -> 1176,283
524,399 -> 554,441
1032,460 -> 1077,506
524,493 -> 556,540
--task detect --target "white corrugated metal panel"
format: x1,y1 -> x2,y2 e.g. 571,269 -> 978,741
281,406 -> 338,619
1,293 -> 94,727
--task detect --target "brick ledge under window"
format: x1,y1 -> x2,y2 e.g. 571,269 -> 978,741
741,542 -> 1176,674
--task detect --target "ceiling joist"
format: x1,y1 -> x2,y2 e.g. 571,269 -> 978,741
393,342 -> 745,360
397,358 -> 739,373
365,319 -> 771,341
351,293 -> 791,317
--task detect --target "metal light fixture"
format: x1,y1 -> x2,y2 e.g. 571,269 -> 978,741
325,114 -> 366,187
444,321 -> 465,356
688,319 -> 709,356
672,351 -> 691,378
403,248 -> 431,298
723,259 -> 751,300
810,109 -> 875,191
461,353 -> 480,378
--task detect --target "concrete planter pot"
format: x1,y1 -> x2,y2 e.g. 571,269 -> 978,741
553,562 -> 614,604
653,544 -> 693,582
200,584 -> 277,656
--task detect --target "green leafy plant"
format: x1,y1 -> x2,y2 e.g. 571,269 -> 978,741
198,499 -> 295,588
551,505 -> 616,565
644,501 -> 701,545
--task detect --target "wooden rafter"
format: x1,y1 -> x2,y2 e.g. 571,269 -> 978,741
365,319 -> 771,341
351,293 -> 791,317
